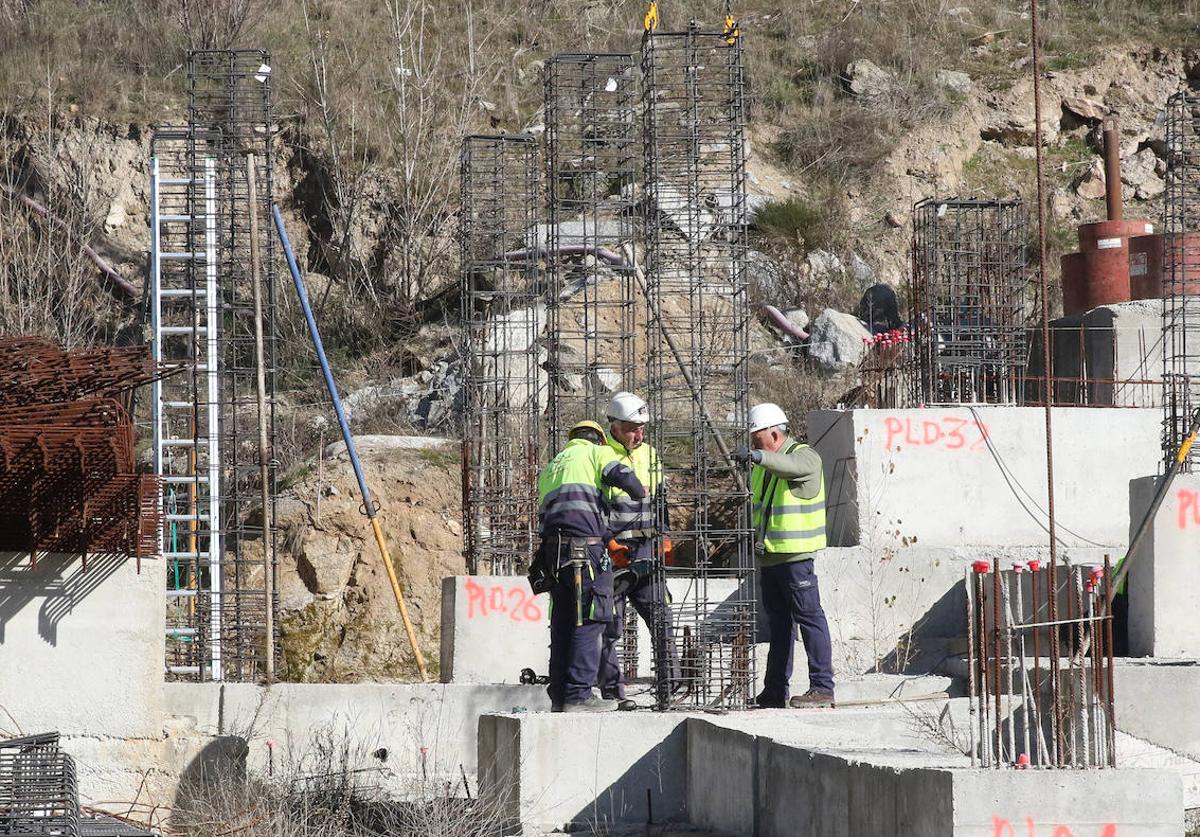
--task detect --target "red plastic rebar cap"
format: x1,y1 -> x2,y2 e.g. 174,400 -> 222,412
1016,753 -> 1031,768
972,560 -> 991,574
1028,560 -> 1042,572
1012,562 -> 1027,573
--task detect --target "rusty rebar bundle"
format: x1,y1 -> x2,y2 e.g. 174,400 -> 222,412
0,338 -> 161,563
965,560 -> 1116,769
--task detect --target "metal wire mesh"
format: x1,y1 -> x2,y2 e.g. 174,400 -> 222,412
460,135 -> 543,576
1163,91 -> 1200,470
910,198 -> 1029,404
642,22 -> 755,710
544,54 -> 640,450
156,49 -> 278,682
0,733 -> 80,836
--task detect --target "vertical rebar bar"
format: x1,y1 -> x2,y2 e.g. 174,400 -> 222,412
965,566 -> 978,767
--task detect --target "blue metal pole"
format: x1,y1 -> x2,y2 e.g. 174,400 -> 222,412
272,203 -> 428,679
271,204 -> 376,517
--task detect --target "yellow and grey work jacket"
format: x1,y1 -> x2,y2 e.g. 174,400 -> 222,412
750,440 -> 827,566
603,438 -> 662,540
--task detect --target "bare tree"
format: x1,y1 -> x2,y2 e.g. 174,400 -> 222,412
176,0 -> 263,51
384,0 -> 497,311
0,82 -> 122,347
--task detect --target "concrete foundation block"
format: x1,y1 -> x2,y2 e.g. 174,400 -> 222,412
1113,660 -> 1200,761
1128,473 -> 1200,657
952,768 -> 1183,835
808,407 -> 1162,549
440,576 -> 550,684
161,681 -> 549,798
0,552 -> 165,738
476,712 -> 687,833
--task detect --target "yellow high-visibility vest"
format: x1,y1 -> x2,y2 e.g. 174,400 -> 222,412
750,442 -> 827,554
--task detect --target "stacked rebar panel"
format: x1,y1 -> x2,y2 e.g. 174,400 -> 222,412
911,198 -> 1028,404
460,135 -> 543,576
1163,91 -> 1200,469
965,560 -> 1116,768
642,20 -> 754,710
544,54 -> 640,449
183,49 -> 278,681
0,733 -> 79,836
0,339 -> 161,562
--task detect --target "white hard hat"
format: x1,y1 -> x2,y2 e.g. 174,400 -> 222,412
606,391 -> 649,424
749,402 -> 789,434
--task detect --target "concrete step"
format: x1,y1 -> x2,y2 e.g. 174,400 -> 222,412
1114,729 -> 1200,810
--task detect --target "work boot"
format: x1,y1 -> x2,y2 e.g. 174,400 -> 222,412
550,703 -> 564,713
754,691 -> 786,709
788,688 -> 835,709
563,697 -> 618,713
617,698 -> 638,711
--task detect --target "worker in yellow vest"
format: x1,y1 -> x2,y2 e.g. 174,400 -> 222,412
732,402 -> 834,708
598,392 -> 679,709
537,420 -> 645,712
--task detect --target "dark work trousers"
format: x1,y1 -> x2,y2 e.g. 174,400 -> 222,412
598,571 -> 679,699
760,558 -> 835,700
547,540 -> 613,706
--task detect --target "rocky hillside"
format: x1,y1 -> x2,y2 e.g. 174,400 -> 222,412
275,436 -> 464,681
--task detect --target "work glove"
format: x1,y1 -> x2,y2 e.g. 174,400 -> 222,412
607,538 -> 632,569
730,446 -> 761,465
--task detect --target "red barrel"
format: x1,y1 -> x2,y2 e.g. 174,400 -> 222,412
1059,218 -> 1154,315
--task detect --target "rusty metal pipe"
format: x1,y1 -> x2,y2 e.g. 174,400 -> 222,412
1103,117 -> 1123,222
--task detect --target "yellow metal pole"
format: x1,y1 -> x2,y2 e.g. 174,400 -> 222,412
371,517 -> 428,679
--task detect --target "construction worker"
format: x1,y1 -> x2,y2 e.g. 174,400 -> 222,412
538,420 -> 645,712
598,392 -> 679,710
732,403 -> 835,709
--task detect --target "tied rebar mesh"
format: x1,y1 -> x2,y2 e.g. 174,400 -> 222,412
911,198 -> 1029,405
642,21 -> 755,710
158,49 -> 278,682
1163,91 -> 1200,470
460,135 -> 543,576
544,54 -> 640,449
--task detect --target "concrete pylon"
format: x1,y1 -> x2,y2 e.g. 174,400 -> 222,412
1128,472 -> 1200,657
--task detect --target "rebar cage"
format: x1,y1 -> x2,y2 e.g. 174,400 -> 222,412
910,198 -> 1029,405
0,733 -> 79,836
460,134 -> 543,576
1163,91 -> 1200,470
153,49 -> 279,682
642,22 -> 755,710
544,54 -> 640,449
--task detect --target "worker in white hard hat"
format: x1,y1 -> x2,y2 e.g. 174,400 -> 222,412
731,402 -> 835,708
597,391 -> 679,709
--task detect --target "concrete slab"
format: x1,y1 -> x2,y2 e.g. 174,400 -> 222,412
0,552 -> 165,738
686,716 -> 1183,837
163,681 -> 551,789
808,407 -> 1162,549
952,769 -> 1182,836
478,712 -> 689,834
1128,473 -> 1200,657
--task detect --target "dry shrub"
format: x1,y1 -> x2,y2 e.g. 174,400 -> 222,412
174,723 -> 510,837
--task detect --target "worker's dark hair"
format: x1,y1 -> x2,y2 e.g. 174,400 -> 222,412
569,427 -> 604,445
